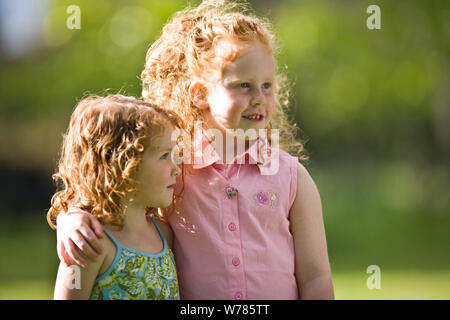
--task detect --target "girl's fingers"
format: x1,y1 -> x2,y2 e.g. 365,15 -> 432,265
70,231 -> 99,263
57,241 -> 68,266
65,237 -> 87,268
90,215 -> 104,239
64,242 -> 77,267
78,225 -> 103,256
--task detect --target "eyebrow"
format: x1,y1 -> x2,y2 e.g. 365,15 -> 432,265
157,147 -> 172,153
162,143 -> 178,152
151,143 -> 173,154
225,77 -> 275,82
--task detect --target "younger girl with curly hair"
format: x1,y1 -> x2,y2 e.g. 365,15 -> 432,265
49,94 -> 182,299
54,0 -> 334,299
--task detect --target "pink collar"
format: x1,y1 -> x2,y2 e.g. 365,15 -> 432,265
191,131 -> 275,175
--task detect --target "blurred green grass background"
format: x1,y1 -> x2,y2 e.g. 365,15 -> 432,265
0,0 -> 449,299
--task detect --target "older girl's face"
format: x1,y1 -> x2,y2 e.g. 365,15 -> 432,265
202,41 -> 276,135
135,124 -> 181,208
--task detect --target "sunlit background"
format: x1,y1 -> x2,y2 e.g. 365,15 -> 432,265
0,0 -> 449,299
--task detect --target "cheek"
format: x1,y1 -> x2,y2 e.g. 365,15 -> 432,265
265,94 -> 275,120
138,171 -> 155,190
210,101 -> 239,125
209,88 -> 245,117
267,93 -> 275,109
138,163 -> 163,187
210,93 -> 232,115
227,94 -> 247,114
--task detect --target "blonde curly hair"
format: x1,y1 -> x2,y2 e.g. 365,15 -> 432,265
47,94 -> 182,229
141,0 -> 308,161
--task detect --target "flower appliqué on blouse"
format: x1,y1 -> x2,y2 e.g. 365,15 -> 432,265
225,186 -> 238,198
254,190 -> 279,208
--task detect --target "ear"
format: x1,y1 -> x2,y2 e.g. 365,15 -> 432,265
189,81 -> 209,110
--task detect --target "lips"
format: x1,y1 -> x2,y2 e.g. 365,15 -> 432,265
242,114 -> 264,121
167,184 -> 176,189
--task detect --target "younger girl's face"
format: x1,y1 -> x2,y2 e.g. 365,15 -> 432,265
203,41 -> 276,135
135,123 -> 181,208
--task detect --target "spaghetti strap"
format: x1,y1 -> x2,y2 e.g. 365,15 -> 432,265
103,220 -> 167,258
148,216 -> 168,249
102,228 -> 122,249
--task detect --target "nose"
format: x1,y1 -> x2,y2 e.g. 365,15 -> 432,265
251,87 -> 265,106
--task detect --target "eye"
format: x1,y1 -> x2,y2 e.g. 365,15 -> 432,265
239,83 -> 250,89
262,82 -> 272,89
160,152 -> 170,160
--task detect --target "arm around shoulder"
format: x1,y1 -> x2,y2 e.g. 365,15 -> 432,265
55,208 -> 104,267
289,162 -> 334,299
53,236 -> 109,300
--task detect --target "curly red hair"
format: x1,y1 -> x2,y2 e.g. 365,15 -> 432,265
47,94 -> 182,229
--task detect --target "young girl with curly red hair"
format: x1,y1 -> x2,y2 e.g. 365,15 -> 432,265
49,94 -> 182,299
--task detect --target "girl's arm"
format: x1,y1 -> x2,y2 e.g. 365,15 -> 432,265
53,244 -> 107,299
289,162 -> 334,300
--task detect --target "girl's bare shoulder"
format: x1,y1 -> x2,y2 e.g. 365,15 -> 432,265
96,228 -> 118,275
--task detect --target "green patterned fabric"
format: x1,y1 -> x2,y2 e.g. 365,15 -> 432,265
90,218 -> 180,300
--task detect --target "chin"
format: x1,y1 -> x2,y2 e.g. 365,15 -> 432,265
156,200 -> 172,209
163,193 -> 174,207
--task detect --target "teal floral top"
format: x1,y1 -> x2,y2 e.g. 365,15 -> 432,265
90,217 -> 180,300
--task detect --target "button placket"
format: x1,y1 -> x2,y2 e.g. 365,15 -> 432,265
221,172 -> 246,301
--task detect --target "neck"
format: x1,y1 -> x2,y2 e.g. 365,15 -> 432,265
119,198 -> 148,233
